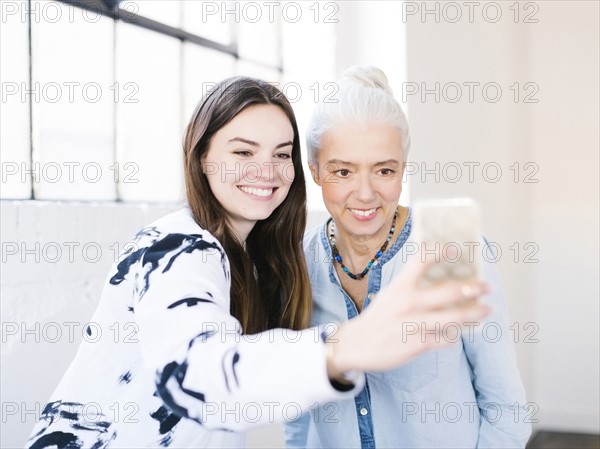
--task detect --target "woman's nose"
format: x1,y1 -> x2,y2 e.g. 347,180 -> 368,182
354,174 -> 376,202
242,156 -> 277,183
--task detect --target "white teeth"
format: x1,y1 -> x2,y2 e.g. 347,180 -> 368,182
350,208 -> 376,217
239,186 -> 273,197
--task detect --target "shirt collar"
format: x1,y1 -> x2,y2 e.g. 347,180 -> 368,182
319,208 -> 413,268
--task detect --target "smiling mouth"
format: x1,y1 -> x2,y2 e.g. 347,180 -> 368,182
348,208 -> 377,217
238,186 -> 275,197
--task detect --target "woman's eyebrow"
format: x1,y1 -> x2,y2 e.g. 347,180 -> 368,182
325,159 -> 400,167
228,137 -> 259,146
276,141 -> 293,149
326,159 -> 356,167
373,159 -> 400,167
227,137 -> 293,149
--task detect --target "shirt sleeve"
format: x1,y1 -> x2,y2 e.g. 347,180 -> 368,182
463,239 -> 533,448
133,231 -> 364,432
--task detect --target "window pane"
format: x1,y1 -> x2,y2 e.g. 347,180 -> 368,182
237,4 -> 280,67
116,23 -> 183,202
132,0 -> 182,28
182,1 -> 232,45
31,1 -> 115,200
1,1 -> 31,199
182,43 -> 235,126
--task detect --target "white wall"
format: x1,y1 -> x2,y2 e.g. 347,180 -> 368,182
0,202 -> 180,447
527,2 -> 599,431
404,0 -> 599,433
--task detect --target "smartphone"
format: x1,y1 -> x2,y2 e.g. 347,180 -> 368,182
411,198 -> 482,288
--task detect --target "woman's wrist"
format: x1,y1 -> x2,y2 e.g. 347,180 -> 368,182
323,325 -> 360,387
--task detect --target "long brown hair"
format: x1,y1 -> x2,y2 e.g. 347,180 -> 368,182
183,77 -> 311,334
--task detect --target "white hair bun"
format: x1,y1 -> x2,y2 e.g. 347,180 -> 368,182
341,65 -> 394,96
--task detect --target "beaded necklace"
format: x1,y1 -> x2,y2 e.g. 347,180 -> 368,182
328,207 -> 398,280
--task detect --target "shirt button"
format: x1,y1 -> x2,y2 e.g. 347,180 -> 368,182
360,407 -> 368,416
367,293 -> 374,300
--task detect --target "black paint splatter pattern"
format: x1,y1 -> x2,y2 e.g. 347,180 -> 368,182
167,294 -> 215,309
150,405 -> 182,447
117,371 -> 132,385
110,231 -> 228,302
27,401 -> 116,449
155,331 -> 214,423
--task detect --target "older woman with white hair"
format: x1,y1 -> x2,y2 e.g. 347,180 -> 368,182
286,66 -> 531,448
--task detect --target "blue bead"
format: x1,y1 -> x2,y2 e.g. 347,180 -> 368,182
343,267 -> 349,272
376,250 -> 383,257
367,261 -> 372,267
335,255 -> 342,262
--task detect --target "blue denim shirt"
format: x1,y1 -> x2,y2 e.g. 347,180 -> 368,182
285,210 -> 532,449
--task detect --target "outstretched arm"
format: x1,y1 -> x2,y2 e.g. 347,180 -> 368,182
134,232 -> 361,432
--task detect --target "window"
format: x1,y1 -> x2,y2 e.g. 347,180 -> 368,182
115,23 -> 182,201
1,0 -> 346,208
31,7 -> 115,200
1,1 -> 32,199
1,0 -> 284,202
